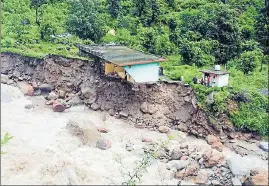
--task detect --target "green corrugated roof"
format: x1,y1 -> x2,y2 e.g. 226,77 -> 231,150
78,44 -> 167,66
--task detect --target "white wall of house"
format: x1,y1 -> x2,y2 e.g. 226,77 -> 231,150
123,62 -> 160,83
216,74 -> 229,87
202,73 -> 229,87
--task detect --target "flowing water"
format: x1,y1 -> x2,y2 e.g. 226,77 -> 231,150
1,83 -> 268,185
1,83 -> 179,185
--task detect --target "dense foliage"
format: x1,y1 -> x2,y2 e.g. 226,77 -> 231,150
1,0 -> 268,135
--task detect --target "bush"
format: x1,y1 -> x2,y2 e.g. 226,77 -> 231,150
228,49 -> 263,74
230,90 -> 268,135
165,64 -> 202,82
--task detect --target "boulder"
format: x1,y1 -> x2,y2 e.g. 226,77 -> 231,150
170,148 -> 183,160
7,79 -> 14,85
52,102 -> 65,112
39,83 -> 53,92
140,102 -> 148,113
167,130 -> 187,143
166,160 -> 189,171
211,142 -> 223,152
68,95 -> 83,106
158,126 -> 170,133
147,105 -> 158,114
206,135 -> 219,145
204,149 -> 223,168
59,90 -> 66,98
66,119 -> 100,146
1,74 -> 9,84
91,103 -> 100,111
243,169 -> 268,186
183,161 -> 200,177
17,82 -> 34,96
48,92 -> 57,100
81,87 -> 96,99
259,142 -> 268,152
119,110 -> 128,118
194,169 -> 208,184
177,123 -> 188,132
227,154 -> 250,177
96,139 -> 112,150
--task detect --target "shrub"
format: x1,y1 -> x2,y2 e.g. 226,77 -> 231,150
230,91 -> 268,135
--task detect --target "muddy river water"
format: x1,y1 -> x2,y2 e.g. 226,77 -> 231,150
1,83 -> 268,185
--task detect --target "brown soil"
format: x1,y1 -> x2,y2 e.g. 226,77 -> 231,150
1,52 -> 235,137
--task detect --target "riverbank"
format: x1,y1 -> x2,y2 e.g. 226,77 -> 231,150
1,83 -> 268,185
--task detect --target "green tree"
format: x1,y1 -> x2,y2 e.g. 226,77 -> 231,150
178,3 -> 242,64
67,0 -> 106,42
30,0 -> 47,27
255,0 -> 269,55
39,2 -> 69,40
232,49 -> 264,74
108,0 -> 121,18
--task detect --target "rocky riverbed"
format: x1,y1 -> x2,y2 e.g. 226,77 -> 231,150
1,83 -> 268,185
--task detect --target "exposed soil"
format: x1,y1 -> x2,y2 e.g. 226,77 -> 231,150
1,52 -> 235,138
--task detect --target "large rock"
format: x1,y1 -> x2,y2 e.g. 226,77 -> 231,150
167,130 -> 187,143
259,142 -> 268,152
159,126 -> 170,133
48,92 -> 57,100
194,169 -> 208,184
243,169 -> 268,186
211,142 -> 223,152
39,83 -> 53,92
1,74 -> 9,84
183,161 -> 200,177
166,160 -> 189,171
17,82 -> 34,96
96,139 -> 112,150
81,87 -> 96,99
140,102 -> 148,113
170,148 -> 183,160
206,135 -> 219,145
52,102 -> 65,112
204,149 -> 223,168
91,103 -> 100,111
66,119 -> 101,146
227,154 -> 250,177
119,110 -> 128,118
68,95 -> 83,106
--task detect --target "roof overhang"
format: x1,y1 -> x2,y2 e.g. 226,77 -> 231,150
200,70 -> 229,75
78,44 -> 168,66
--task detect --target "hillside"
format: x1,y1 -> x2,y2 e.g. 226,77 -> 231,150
1,0 -> 268,136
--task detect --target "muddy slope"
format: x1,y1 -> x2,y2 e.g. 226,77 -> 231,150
1,52 -> 234,137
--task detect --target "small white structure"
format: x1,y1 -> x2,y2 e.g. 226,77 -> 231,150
200,65 -> 229,87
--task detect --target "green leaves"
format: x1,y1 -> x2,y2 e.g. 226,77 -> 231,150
67,0 -> 106,42
1,132 -> 13,154
230,90 -> 268,135
230,49 -> 263,74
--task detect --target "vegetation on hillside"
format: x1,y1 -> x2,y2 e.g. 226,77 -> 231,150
1,0 -> 268,135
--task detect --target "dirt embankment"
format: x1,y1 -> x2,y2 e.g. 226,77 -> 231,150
1,52 -> 234,138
